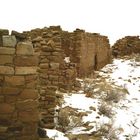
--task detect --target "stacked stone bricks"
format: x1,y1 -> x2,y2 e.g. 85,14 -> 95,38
35,26 -> 77,129
62,29 -> 111,77
36,27 -> 63,129
0,29 -> 39,140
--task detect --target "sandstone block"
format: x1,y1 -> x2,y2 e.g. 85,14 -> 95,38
0,95 -> 4,102
39,63 -> 49,69
16,100 -> 38,111
5,76 -> 25,86
2,35 -> 17,47
45,95 -> 56,101
49,63 -> 59,69
26,80 -> 37,88
14,55 -> 39,66
0,103 -> 15,113
0,126 -> 8,133
47,56 -> 62,62
43,123 -> 55,129
49,75 -> 58,81
40,58 -> 49,63
40,52 -> 51,56
16,42 -> 34,55
2,87 -> 21,95
0,88 -> 2,95
15,67 -> 37,75
16,136 -> 39,140
19,89 -> 38,100
5,95 -> 17,103
37,68 -> 47,73
52,52 -> 62,56
0,66 -> 14,75
0,29 -> 9,35
19,110 -> 38,122
22,123 -> 38,135
25,75 -> 37,82
45,89 -> 56,96
0,55 -> 13,65
47,86 -> 57,91
32,36 -> 43,42
0,47 -> 15,55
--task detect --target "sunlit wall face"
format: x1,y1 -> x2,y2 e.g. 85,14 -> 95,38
0,0 -> 139,45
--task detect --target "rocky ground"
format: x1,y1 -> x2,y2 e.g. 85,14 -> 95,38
44,54 -> 140,140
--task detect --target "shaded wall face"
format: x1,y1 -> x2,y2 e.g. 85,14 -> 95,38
0,33 -> 39,140
79,34 -> 97,76
96,37 -> 111,69
61,30 -> 111,77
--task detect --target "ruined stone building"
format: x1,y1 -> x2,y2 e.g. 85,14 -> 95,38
0,26 -> 111,140
112,36 -> 140,57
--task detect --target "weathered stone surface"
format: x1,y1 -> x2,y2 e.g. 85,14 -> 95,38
25,75 -> 37,82
32,36 -> 43,42
0,126 -> 8,133
39,63 -> 49,69
49,75 -> 58,81
11,30 -> 26,41
0,55 -> 13,65
0,47 -> 15,55
0,66 -> 14,75
2,87 -> 21,95
2,35 -> 17,47
16,100 -> 38,111
0,29 -> 9,35
5,95 -> 17,103
0,103 -> 15,113
16,42 -> 34,55
16,135 -> 39,140
19,89 -> 38,100
22,123 -> 38,135
112,36 -> 140,56
15,67 -> 37,75
40,58 -> 49,63
19,110 -> 38,122
26,80 -> 37,88
14,55 -> 39,66
49,63 -> 59,69
5,76 -> 25,86
0,95 -> 4,102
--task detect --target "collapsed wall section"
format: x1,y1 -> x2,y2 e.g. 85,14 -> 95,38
0,30 -> 39,140
112,36 -> 140,57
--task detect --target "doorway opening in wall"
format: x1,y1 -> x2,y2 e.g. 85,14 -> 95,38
94,55 -> 97,70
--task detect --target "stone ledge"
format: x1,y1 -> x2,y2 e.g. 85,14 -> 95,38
2,35 -> 17,47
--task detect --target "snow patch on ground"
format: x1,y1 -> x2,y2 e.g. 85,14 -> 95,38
46,55 -> 140,140
100,57 -> 140,140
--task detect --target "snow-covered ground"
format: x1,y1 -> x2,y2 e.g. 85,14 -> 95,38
46,55 -> 140,140
100,57 -> 140,140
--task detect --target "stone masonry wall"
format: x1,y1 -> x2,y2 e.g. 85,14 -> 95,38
62,29 -> 111,77
34,27 -> 77,130
0,31 -> 39,140
0,27 -> 111,139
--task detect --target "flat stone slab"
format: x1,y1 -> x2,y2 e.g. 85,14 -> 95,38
2,35 -> 17,47
16,42 -> 34,55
